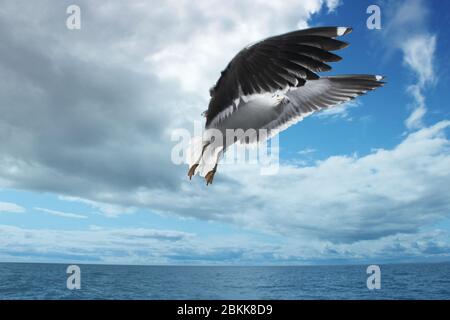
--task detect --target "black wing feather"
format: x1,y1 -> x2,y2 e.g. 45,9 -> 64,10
206,27 -> 352,127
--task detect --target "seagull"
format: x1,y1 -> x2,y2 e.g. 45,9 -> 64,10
187,27 -> 385,185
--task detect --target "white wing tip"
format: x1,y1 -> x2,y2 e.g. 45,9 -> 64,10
337,27 -> 352,36
375,75 -> 384,81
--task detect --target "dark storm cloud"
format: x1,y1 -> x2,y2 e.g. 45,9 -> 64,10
0,1 -> 188,196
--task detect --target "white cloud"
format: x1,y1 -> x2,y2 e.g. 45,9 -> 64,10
0,223 -> 447,265
193,121 -> 450,241
298,148 -> 317,155
402,35 -> 436,129
315,101 -> 360,120
145,0 -> 337,94
58,196 -> 135,218
66,121 -> 450,245
0,201 -> 25,213
325,0 -> 342,13
34,207 -> 87,220
405,84 -> 427,129
384,0 -> 437,130
402,35 -> 436,86
0,0 -> 448,265
0,224 -> 197,264
0,0 -> 341,200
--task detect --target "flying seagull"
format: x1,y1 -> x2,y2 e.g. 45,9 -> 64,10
187,27 -> 385,185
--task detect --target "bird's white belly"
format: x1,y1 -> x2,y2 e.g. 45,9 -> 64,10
212,95 -> 283,134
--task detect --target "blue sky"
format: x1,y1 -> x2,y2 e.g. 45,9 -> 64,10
0,0 -> 449,265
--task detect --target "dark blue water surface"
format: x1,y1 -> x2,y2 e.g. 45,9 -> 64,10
0,262 -> 449,299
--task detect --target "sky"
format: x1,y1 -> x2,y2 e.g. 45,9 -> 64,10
0,0 -> 449,265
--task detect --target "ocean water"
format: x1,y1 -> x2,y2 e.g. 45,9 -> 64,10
0,262 -> 449,300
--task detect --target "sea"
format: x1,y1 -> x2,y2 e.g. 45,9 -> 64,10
0,262 -> 449,300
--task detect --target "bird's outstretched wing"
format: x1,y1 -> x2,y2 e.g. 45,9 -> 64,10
263,75 -> 385,138
205,26 -> 353,127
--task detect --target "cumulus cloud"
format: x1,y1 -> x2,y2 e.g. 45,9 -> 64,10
0,1 -> 184,196
145,0 -> 334,93
0,0 -> 331,199
114,121 -> 449,244
54,120 -> 450,249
